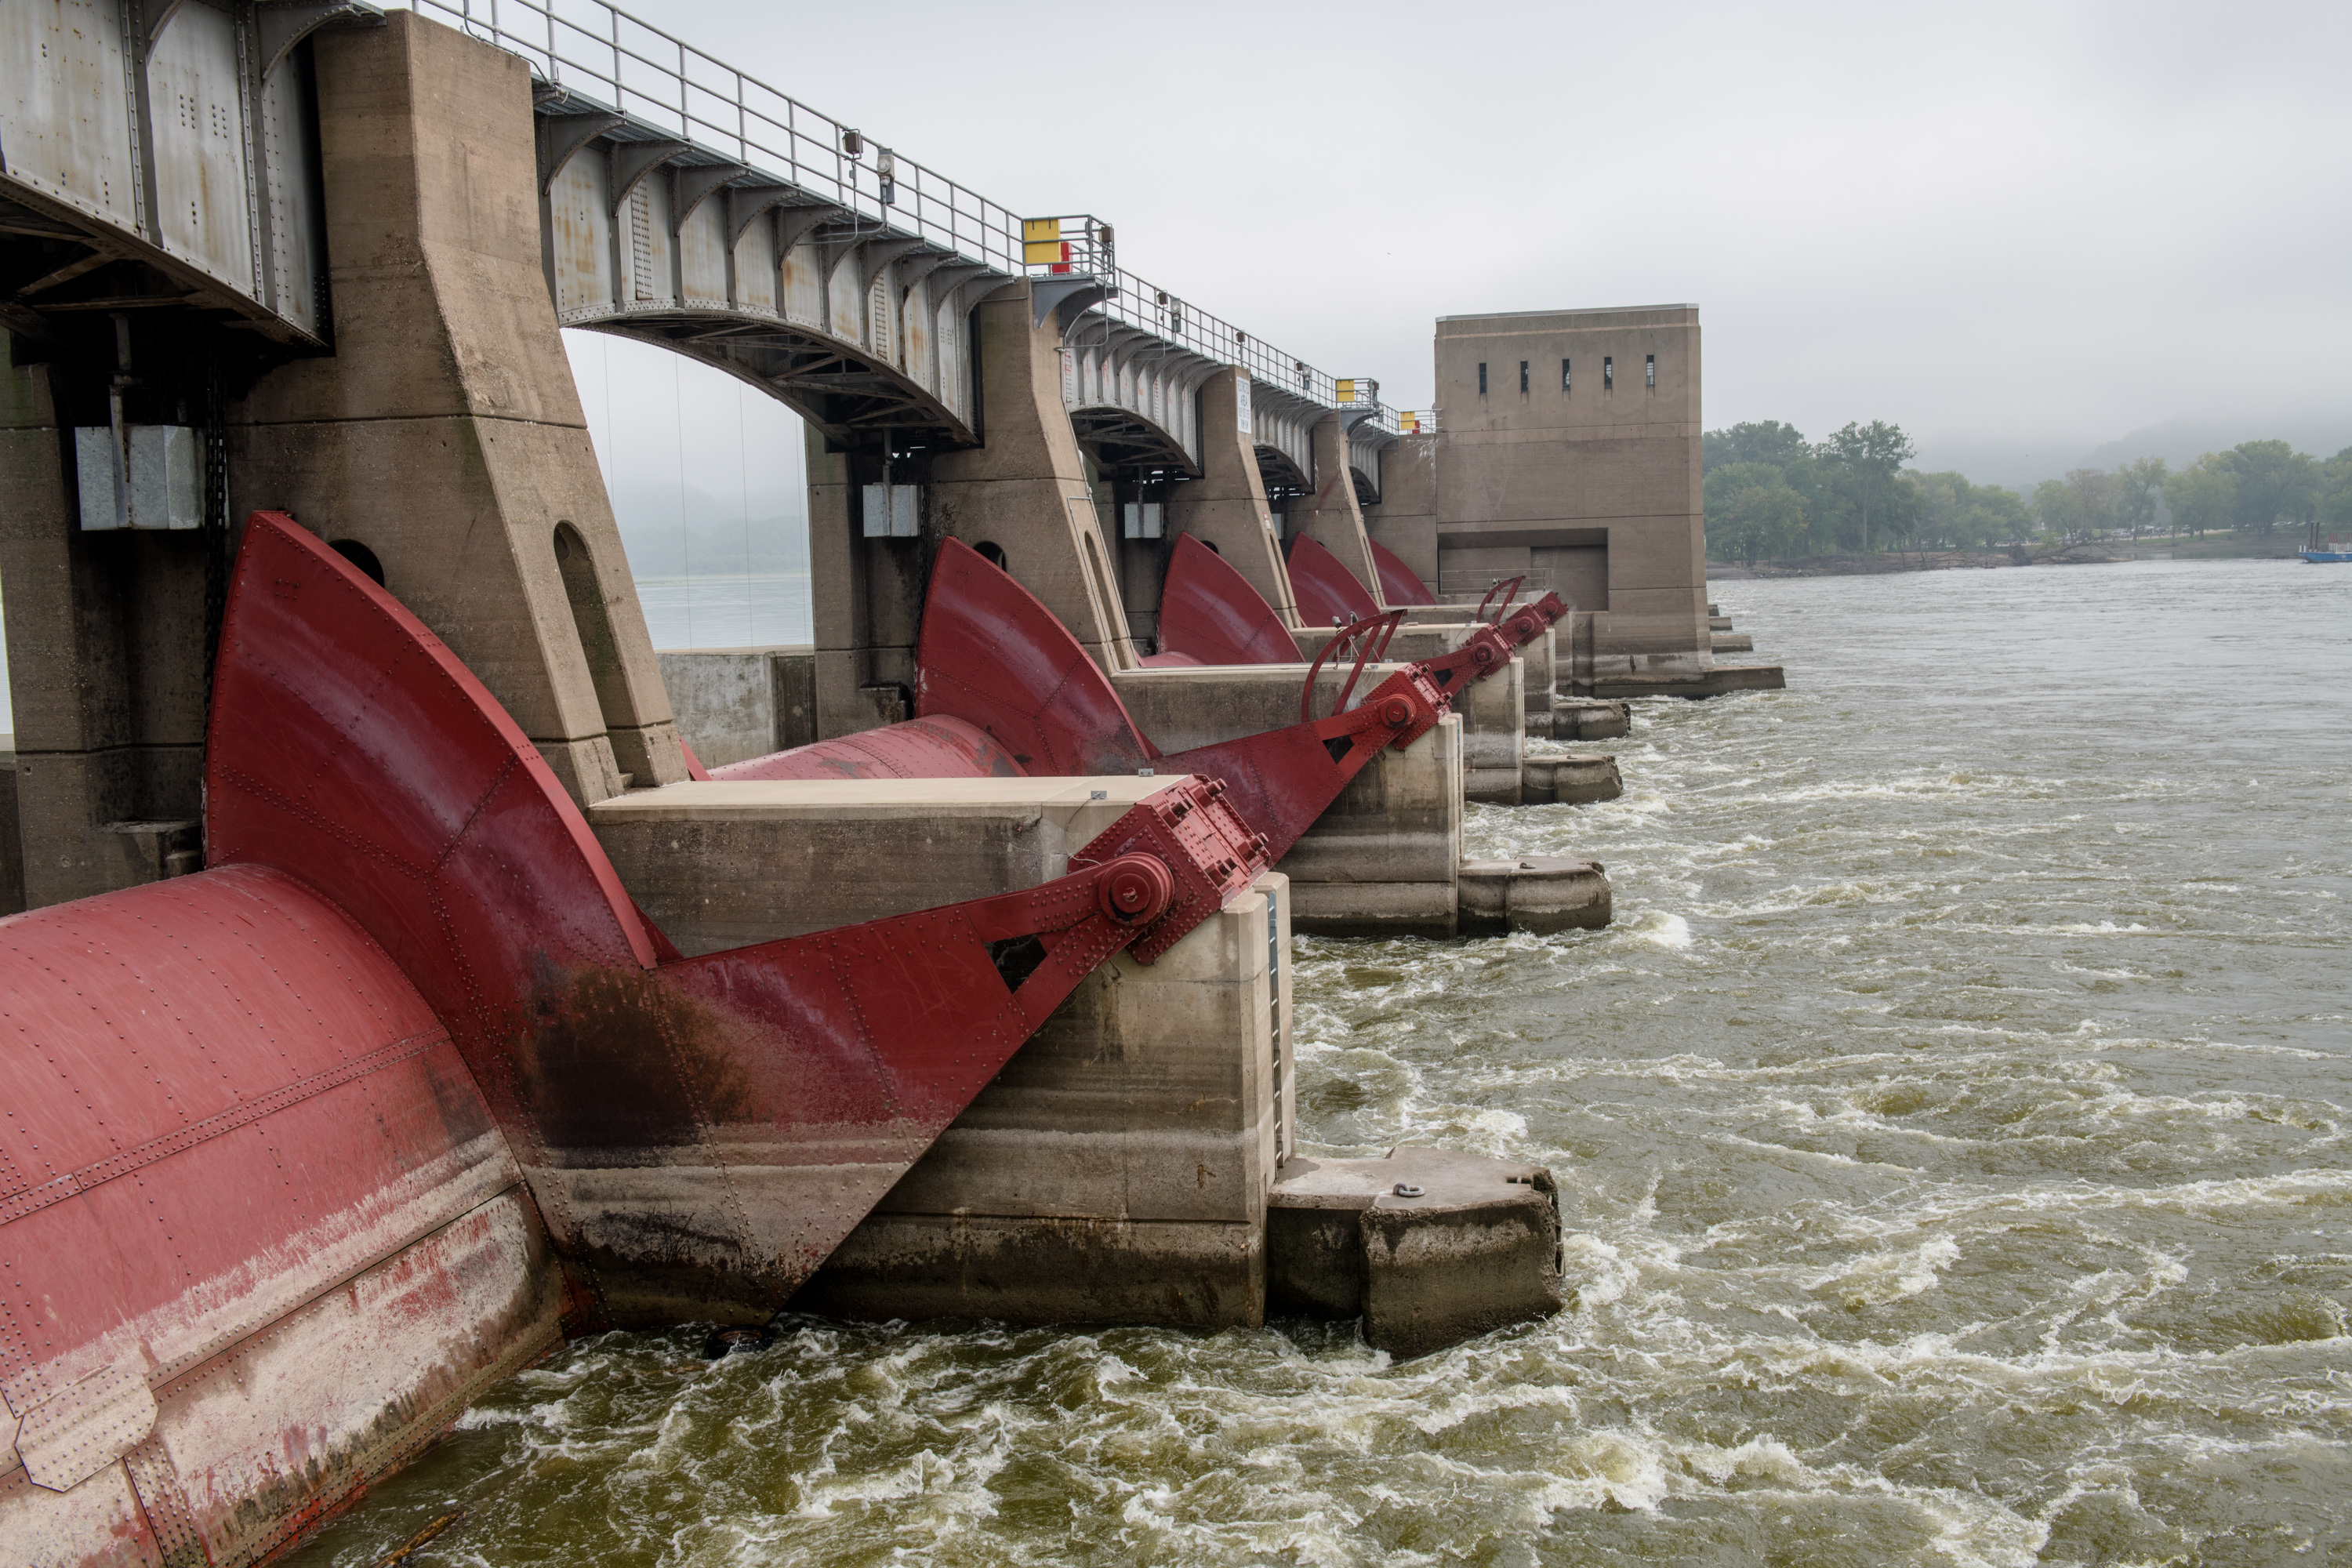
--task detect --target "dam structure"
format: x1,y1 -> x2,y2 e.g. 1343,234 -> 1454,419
1367,307 -> 1785,699
0,4 -> 1772,1563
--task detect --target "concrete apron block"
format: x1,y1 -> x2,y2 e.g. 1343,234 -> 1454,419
1268,1147 -> 1564,1359
1457,857 -> 1611,935
1520,753 -> 1623,805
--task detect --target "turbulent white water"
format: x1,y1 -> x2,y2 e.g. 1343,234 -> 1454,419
292,561 -> 2350,1567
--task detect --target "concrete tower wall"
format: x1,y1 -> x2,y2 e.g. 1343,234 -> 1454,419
1432,305 -> 1711,691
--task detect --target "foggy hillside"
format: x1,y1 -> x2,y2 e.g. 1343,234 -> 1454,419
604,477 -> 810,579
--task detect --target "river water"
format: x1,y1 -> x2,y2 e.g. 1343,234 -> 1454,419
292,560 -> 2350,1568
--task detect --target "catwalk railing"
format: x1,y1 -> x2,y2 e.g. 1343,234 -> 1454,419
401,0 -> 1402,424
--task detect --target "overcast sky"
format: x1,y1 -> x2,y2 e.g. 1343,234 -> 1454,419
576,0 -> 2349,489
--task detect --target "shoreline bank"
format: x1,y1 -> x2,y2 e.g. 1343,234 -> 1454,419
1705,540 -> 2306,578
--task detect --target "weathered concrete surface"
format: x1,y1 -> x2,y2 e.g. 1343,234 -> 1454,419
1112,668 -> 1466,938
925,292 -> 1136,666
1521,753 -> 1623,805
230,11 -> 688,807
590,775 -> 1169,951
590,776 -> 1290,1327
1713,632 -> 1755,653
0,356 -> 211,909
1457,857 -> 1611,935
1457,657 -> 1526,806
1166,369 -> 1302,626
808,283 -> 1142,738
1363,430 -> 1439,590
1432,307 -> 1704,681
1287,411 -> 1385,600
1589,662 -> 1784,699
657,647 -> 818,768
1550,695 -> 1632,741
1292,622 -> 1552,782
802,871 -> 1289,1327
0,740 -> 20,915
1268,1147 -> 1563,1358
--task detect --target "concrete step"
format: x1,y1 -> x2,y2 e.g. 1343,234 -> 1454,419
1708,616 -> 1734,630
1520,753 -> 1621,805
1269,1147 -> 1564,1359
1711,633 -> 1754,652
1590,663 -> 1785,699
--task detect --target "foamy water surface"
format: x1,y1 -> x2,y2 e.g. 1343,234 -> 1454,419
291,561 -> 2350,1566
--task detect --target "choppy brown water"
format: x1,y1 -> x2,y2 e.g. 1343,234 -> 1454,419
292,560 -> 2350,1567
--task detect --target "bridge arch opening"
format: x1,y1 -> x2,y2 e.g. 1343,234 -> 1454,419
554,521 -> 640,739
564,331 -> 811,651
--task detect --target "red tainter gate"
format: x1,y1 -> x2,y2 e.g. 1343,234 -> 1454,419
720,540 -> 1455,872
1369,537 -> 1439,606
0,514 -> 1269,1567
1152,532 -> 1567,710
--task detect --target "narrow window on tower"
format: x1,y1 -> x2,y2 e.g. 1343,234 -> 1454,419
1561,358 -> 1571,392
1519,360 -> 1529,394
1646,353 -> 1656,388
1478,362 -> 1487,395
1603,355 -> 1613,390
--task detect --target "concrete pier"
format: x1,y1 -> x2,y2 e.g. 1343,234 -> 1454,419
1521,753 -> 1624,805
1287,410 -> 1388,596
228,17 -> 692,807
1165,369 -> 1303,627
1551,695 -> 1633,740
591,775 -> 1294,1327
1457,857 -> 1612,935
1269,1147 -> 1564,1359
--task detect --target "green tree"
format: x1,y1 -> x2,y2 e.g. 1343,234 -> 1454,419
2032,478 -> 2081,542
1910,470 -> 1964,549
1702,421 -> 1810,474
2318,448 -> 2352,546
1819,421 -> 1916,552
2163,456 -> 2235,539
2062,468 -> 2115,540
2216,440 -> 2318,536
1704,462 -> 1808,564
1969,483 -> 2031,546
1907,470 -> 2031,550
2111,456 -> 2169,540
1876,474 -> 1926,553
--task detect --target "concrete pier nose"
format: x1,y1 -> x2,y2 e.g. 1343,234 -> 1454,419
1520,754 -> 1624,805
1457,857 -> 1612,935
1269,1147 -> 1564,1358
1547,697 -> 1632,741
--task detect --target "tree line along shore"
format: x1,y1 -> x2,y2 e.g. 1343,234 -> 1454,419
1702,420 -> 2351,570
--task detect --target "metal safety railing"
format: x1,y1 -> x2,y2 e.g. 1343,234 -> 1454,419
395,0 -> 1396,418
